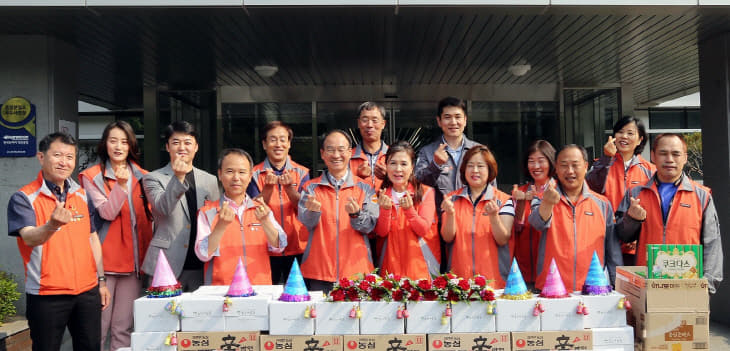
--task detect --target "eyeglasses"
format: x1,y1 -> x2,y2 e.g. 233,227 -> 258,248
358,117 -> 383,125
324,147 -> 350,155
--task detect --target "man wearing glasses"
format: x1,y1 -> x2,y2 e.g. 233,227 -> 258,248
350,101 -> 389,191
298,130 -> 379,292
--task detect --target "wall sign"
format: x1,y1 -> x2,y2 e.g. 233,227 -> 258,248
1,96 -> 36,157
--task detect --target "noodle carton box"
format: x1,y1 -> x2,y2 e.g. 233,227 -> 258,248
130,331 -> 177,351
133,295 -> 183,332
358,301 -> 405,334
314,302 -> 360,335
405,301 -> 450,334
449,301 -> 497,333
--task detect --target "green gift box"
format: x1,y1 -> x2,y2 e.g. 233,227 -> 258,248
646,244 -> 703,279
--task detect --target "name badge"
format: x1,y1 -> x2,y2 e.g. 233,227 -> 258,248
680,203 -> 692,208
584,211 -> 594,216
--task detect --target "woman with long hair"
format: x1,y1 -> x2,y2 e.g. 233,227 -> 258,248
79,121 -> 153,351
440,145 -> 511,287
374,141 -> 440,280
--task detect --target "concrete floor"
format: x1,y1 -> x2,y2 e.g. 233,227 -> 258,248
710,320 -> 730,349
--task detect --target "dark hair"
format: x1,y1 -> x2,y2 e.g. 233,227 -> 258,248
320,129 -> 353,150
437,97 -> 467,117
262,121 -> 293,142
217,148 -> 254,171
96,121 -> 141,168
379,141 -> 423,205
651,133 -> 687,153
523,140 -> 556,182
163,121 -> 198,144
459,145 -> 498,186
558,144 -> 589,162
613,116 -> 648,155
39,132 -> 76,153
357,101 -> 386,120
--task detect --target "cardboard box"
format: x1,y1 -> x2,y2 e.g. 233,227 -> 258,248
134,296 -> 182,332
405,301 -> 450,334
224,295 -> 271,332
343,334 -> 425,351
130,331 -> 177,351
572,292 -> 627,328
314,302 -> 360,335
358,301 -> 405,334
177,331 -> 260,351
537,296 -> 585,331
511,330 -> 593,351
261,335 -> 343,351
428,333 -> 510,351
495,299 -> 540,332
449,302 -> 496,333
592,326 -> 634,349
593,346 -> 633,350
268,301 -> 315,335
615,266 -> 709,315
637,312 -> 709,350
178,295 -> 226,332
647,244 -> 703,279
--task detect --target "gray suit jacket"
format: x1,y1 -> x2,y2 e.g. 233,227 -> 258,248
141,164 -> 220,277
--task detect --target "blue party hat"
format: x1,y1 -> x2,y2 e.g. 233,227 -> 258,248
582,251 -> 612,295
501,258 -> 532,300
279,259 -> 311,301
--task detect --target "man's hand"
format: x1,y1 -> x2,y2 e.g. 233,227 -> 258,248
604,136 -> 617,157
279,169 -> 295,186
542,181 -> 560,206
48,200 -> 72,229
345,196 -> 361,215
100,284 -> 111,310
433,143 -> 449,166
172,157 -> 192,182
399,192 -> 414,210
303,193 -> 321,212
373,163 -> 387,180
627,197 -> 647,221
377,189 -> 393,210
357,162 -> 372,178
441,197 -> 455,215
253,198 -> 272,221
264,168 -> 279,185
114,164 -> 130,187
214,201 -> 236,231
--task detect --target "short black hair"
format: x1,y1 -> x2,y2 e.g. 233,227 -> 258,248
558,144 -> 589,162
437,97 -> 467,117
613,116 -> 649,155
163,121 -> 198,144
319,129 -> 353,150
217,148 -> 254,171
39,132 -> 77,153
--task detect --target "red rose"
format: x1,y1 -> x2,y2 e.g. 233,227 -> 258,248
474,276 -> 487,287
382,280 -> 394,290
408,290 -> 422,301
447,273 -> 456,280
371,289 -> 384,301
392,274 -> 401,281
359,280 -> 371,291
433,276 -> 448,289
392,289 -> 404,301
417,279 -> 432,290
402,280 -> 412,290
423,290 -> 439,301
458,279 -> 470,290
347,287 -> 360,301
339,278 -> 352,288
447,290 -> 460,302
365,274 -> 377,283
481,289 -> 495,301
331,289 -> 346,301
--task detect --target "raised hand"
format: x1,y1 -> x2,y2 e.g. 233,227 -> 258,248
49,200 -> 72,229
604,136 -> 617,157
525,184 -> 537,201
377,189 -> 393,210
113,163 -> 130,186
214,201 -> 236,231
264,168 -> 279,185
373,163 -> 387,180
484,200 -> 500,217
542,181 -> 560,206
278,169 -> 294,186
627,197 -> 647,221
512,184 -> 526,201
171,156 -> 192,181
399,192 -> 414,210
345,196 -> 361,215
303,193 -> 321,212
253,198 -> 271,221
357,162 -> 372,178
433,143 -> 449,166
441,197 -> 455,215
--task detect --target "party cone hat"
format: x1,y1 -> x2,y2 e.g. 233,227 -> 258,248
582,251 -> 613,295
279,259 -> 311,302
226,258 -> 256,297
501,258 -> 532,300
539,258 -> 570,298
147,251 -> 182,298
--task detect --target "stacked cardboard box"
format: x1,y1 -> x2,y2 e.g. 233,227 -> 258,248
616,266 -> 709,350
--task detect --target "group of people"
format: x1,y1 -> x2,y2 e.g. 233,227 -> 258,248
7,97 -> 723,351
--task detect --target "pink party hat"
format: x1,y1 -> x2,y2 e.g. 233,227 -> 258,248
539,258 -> 570,298
147,251 -> 182,298
226,258 -> 256,297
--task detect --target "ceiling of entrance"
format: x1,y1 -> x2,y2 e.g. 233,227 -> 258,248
1,5 -> 729,108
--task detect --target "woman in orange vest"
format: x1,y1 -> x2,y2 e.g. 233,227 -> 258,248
586,116 -> 655,265
440,145 -> 511,288
79,121 -> 153,351
374,141 -> 439,280
500,140 -> 556,287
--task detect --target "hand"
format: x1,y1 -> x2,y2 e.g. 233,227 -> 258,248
373,163 -> 387,180
512,184 -> 526,201
627,197 -> 647,221
253,198 -> 271,221
433,143 -> 449,166
99,285 -> 111,310
303,193 -> 321,212
113,164 -> 130,186
345,196 -> 361,215
525,185 -> 537,202
214,201 -> 236,230
357,162 -> 372,178
278,170 -> 294,186
604,136 -> 617,157
377,189 -> 393,210
172,157 -> 192,181
441,197 -> 455,215
48,200 -> 72,229
264,168 -> 279,185
542,181 -> 560,206
399,192 -> 414,210
484,200 -> 500,217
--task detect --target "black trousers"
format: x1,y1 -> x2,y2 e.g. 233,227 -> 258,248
270,254 -> 303,285
26,287 -> 101,351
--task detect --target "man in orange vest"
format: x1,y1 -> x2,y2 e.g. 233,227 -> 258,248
350,101 -> 389,191
195,148 -> 287,285
529,144 -> 623,292
298,130 -> 379,292
8,132 -> 110,351
617,133 -> 723,293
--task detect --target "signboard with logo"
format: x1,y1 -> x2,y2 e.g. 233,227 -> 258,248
1,96 -> 36,157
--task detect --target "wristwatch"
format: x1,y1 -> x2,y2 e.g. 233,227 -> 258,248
349,211 -> 361,218
98,276 -> 107,282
